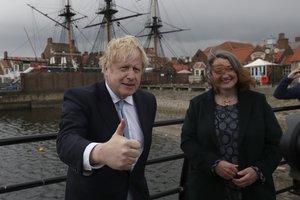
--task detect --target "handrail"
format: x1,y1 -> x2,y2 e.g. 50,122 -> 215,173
0,119 -> 185,147
1,104 -> 300,147
1,104 -> 300,198
1,104 -> 299,147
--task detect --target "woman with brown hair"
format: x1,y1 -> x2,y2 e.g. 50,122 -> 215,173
181,50 -> 282,200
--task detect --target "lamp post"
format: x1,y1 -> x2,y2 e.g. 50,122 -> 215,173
265,36 -> 278,87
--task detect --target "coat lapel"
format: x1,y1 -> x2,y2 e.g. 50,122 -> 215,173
237,91 -> 252,146
203,90 -> 219,146
95,81 -> 120,138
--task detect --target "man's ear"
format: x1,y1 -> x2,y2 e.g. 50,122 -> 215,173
103,65 -> 109,74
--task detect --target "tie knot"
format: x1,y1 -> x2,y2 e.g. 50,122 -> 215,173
118,100 -> 125,110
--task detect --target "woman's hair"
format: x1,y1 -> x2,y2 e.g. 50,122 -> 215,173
206,49 -> 255,93
99,35 -> 149,71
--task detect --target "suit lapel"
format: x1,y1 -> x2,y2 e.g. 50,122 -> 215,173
95,81 -> 120,137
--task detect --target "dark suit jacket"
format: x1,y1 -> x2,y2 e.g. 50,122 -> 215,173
181,89 -> 282,200
57,81 -> 157,200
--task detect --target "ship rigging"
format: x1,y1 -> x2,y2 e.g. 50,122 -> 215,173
27,0 -> 189,69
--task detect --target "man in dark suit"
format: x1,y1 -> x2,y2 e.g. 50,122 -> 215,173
57,35 -> 157,200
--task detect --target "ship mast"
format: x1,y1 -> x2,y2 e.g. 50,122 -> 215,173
102,0 -> 117,43
138,0 -> 188,68
28,0 -> 86,68
59,0 -> 76,64
148,0 -> 161,68
84,0 -> 144,52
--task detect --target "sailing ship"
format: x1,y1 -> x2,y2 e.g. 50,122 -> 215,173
27,0 -> 187,71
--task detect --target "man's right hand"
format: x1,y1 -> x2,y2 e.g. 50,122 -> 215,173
90,119 -> 141,171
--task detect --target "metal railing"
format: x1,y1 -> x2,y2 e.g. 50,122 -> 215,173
1,105 -> 300,198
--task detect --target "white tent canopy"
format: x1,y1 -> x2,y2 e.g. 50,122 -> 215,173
177,69 -> 192,74
244,58 -> 277,68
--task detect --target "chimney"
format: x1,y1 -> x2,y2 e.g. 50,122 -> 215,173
47,37 -> 53,44
278,33 -> 285,40
171,57 -> 177,64
277,33 -> 289,49
4,51 -> 8,60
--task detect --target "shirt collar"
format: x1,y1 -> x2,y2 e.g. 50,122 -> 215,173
105,81 -> 134,106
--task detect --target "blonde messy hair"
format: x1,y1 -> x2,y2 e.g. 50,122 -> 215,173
99,35 -> 149,71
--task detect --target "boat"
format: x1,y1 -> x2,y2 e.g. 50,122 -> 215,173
0,0 -> 190,91
26,0 -> 188,70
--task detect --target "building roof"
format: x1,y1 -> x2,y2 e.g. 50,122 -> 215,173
291,44 -> 300,62
173,64 -> 189,72
274,51 -> 284,63
283,55 -> 293,65
231,46 -> 255,63
193,61 -> 206,69
203,41 -> 254,63
204,41 -> 254,54
0,59 -> 11,69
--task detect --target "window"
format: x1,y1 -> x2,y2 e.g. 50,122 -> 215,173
13,64 -> 19,72
261,66 -> 265,75
23,63 -> 30,71
200,69 -> 204,76
5,69 -> 10,74
283,66 -> 291,76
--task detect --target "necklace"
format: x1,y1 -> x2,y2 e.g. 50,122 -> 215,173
216,95 -> 237,106
223,97 -> 232,106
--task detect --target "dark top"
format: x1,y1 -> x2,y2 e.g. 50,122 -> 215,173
57,81 -> 157,200
273,75 -> 300,100
215,104 -> 239,164
215,104 -> 241,200
181,89 -> 282,200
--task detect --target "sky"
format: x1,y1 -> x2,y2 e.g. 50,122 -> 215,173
0,0 -> 300,59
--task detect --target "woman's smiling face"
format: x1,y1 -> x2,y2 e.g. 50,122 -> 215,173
211,57 -> 238,92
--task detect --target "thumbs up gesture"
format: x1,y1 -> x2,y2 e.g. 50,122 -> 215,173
90,119 -> 141,171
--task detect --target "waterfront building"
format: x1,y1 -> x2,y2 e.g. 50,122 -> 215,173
0,51 -> 47,84
41,37 -> 81,68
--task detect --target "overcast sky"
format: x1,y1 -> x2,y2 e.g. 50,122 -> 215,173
0,0 -> 300,59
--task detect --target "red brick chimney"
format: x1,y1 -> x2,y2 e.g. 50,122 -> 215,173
277,33 -> 289,49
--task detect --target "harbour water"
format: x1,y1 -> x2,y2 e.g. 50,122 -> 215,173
0,108 -> 183,200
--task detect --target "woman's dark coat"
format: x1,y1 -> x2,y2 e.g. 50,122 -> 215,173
181,89 -> 283,200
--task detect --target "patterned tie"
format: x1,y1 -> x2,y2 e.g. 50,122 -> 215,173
117,100 -> 130,138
